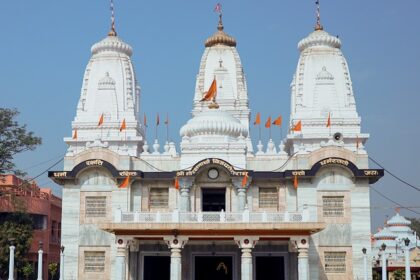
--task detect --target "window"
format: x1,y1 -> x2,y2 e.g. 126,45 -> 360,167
324,251 -> 346,273
85,196 -> 107,218
149,188 -> 168,209
322,196 -> 344,217
259,187 -> 278,209
84,251 -> 105,273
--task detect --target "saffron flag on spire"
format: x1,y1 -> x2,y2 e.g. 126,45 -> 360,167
156,113 -> 160,126
144,113 -> 147,128
292,120 -> 302,132
164,113 -> 169,125
98,113 -> 104,127
326,113 -> 331,128
214,3 -> 222,14
293,175 -> 298,189
174,177 -> 180,190
254,112 -> 261,125
272,116 -> 282,126
72,128 -> 78,140
119,119 -> 126,132
119,176 -> 130,188
241,173 -> 248,187
200,78 -> 217,102
356,135 -> 360,149
265,116 -> 272,128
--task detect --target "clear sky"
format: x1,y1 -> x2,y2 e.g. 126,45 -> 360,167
1,1 -> 419,231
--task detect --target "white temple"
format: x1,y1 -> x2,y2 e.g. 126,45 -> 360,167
50,7 -> 384,280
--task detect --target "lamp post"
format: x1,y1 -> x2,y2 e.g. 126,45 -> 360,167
404,238 -> 410,280
37,241 -> 43,280
59,246 -> 65,280
8,238 -> 16,280
381,243 -> 387,280
362,247 -> 368,280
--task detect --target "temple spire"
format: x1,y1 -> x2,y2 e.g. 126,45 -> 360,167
315,0 -> 323,31
108,0 -> 117,36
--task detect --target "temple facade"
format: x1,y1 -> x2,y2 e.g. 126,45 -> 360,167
50,9 -> 384,280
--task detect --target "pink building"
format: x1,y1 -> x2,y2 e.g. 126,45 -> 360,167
0,174 -> 62,278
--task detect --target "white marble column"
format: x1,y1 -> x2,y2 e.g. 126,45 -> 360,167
129,241 -> 140,280
8,245 -> 15,280
235,237 -> 259,280
164,236 -> 188,280
59,246 -> 65,280
115,237 -> 129,280
291,237 -> 309,280
233,177 -> 251,211
37,247 -> 43,280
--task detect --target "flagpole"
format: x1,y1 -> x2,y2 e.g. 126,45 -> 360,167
258,124 -> 261,141
269,126 -> 272,140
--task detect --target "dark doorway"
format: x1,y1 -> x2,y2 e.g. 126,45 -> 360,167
202,188 -> 226,211
255,256 -> 285,280
143,256 -> 170,280
195,256 -> 233,280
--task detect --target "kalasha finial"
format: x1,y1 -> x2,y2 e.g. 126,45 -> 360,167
108,0 -> 117,36
214,3 -> 224,31
315,0 -> 323,31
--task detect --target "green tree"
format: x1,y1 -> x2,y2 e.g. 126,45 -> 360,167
0,108 -> 41,176
392,268 -> 405,280
49,262 -> 58,280
22,262 -> 34,280
407,217 -> 420,235
0,213 -> 33,279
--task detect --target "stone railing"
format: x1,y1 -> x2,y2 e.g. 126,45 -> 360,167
114,209 -> 310,223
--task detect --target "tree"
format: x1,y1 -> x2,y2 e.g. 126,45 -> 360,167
392,268 -> 405,280
49,262 -> 58,280
0,108 -> 41,176
0,213 -> 33,279
21,262 -> 34,280
407,217 -> 420,235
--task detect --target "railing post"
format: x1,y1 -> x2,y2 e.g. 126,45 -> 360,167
285,211 -> 290,222
134,211 -> 140,222
198,212 -> 203,223
220,209 -> 226,222
262,211 -> 267,223
172,209 -> 179,223
115,207 -> 122,223
156,211 -> 161,223
302,205 -> 309,222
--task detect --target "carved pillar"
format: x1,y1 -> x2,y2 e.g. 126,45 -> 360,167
235,237 -> 259,280
115,237 -> 130,280
179,178 -> 193,212
291,237 -> 309,280
233,176 -> 251,212
164,236 -> 188,280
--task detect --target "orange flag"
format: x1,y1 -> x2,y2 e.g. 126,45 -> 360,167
200,78 -> 217,101
164,113 -> 169,125
119,176 -> 130,188
292,120 -> 302,132
174,177 -> 180,190
272,116 -> 282,126
265,116 -> 272,128
72,128 -> 78,140
98,113 -> 104,127
356,135 -> 360,149
119,119 -> 126,132
241,173 -> 248,187
143,113 -> 147,128
293,175 -> 298,189
326,113 -> 331,128
254,112 -> 261,125
156,113 -> 160,126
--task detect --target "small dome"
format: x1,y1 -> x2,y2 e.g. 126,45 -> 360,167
180,110 -> 247,138
316,66 -> 334,80
298,29 -> 341,52
98,72 -> 116,90
374,227 -> 398,240
387,213 -> 411,226
204,15 -> 237,48
91,35 -> 133,57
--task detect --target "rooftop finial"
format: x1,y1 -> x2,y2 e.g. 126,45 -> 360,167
108,0 -> 117,36
214,3 -> 223,30
315,0 -> 323,31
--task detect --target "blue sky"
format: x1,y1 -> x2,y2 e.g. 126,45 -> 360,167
1,1 -> 419,230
